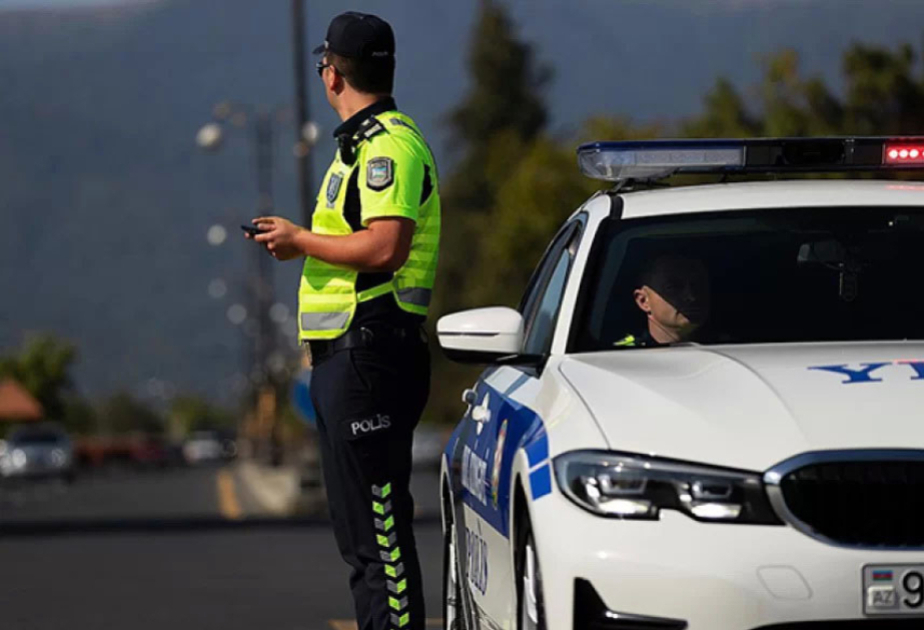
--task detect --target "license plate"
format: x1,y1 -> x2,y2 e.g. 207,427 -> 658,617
864,565 -> 924,616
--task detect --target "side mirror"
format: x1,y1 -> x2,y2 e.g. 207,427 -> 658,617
437,307 -> 528,364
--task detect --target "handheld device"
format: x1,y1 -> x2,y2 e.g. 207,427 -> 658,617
241,224 -> 264,237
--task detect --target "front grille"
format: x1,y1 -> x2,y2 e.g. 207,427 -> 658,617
779,459 -> 924,547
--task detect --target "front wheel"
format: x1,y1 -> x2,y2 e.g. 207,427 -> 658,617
516,515 -> 547,630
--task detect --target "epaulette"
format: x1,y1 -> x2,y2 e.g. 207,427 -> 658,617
339,116 -> 388,165
357,116 -> 386,142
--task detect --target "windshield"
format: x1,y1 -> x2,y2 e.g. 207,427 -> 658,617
9,428 -> 66,445
571,206 -> 924,351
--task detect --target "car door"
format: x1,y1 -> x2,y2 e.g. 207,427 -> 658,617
450,216 -> 585,628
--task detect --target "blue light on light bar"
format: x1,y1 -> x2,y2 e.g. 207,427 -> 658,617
578,140 -> 745,181
578,136 -> 924,182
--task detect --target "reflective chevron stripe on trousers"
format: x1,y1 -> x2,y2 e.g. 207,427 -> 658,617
374,483 -> 410,628
310,336 -> 430,630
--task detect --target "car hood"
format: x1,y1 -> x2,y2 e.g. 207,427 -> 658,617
560,342 -> 924,471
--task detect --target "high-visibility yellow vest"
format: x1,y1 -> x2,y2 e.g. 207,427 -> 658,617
298,110 -> 440,341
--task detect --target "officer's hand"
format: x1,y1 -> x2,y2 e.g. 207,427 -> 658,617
252,216 -> 304,261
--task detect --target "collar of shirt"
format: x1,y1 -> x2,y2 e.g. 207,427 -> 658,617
334,97 -> 396,165
333,96 -> 397,142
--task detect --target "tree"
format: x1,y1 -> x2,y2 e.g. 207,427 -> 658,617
443,0 -> 550,212
427,0 -> 555,425
842,43 -> 924,135
0,334 -> 76,420
465,137 -> 598,308
684,44 -> 924,139
62,398 -> 97,436
168,395 -> 234,439
682,78 -> 760,138
98,392 -> 164,435
435,0 -> 552,317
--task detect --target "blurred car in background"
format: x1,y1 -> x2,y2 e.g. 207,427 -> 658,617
0,422 -> 75,482
125,434 -> 176,468
74,434 -> 182,469
182,429 -> 237,465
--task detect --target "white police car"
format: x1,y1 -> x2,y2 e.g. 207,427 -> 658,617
437,137 -> 924,630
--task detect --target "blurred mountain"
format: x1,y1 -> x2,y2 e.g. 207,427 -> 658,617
1,0 -> 924,405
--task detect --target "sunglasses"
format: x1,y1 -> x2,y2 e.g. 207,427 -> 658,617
315,61 -> 335,78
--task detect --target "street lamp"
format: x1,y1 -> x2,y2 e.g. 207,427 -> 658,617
198,102 -> 294,465
206,224 -> 228,246
197,102 -> 288,387
196,123 -> 223,151
301,121 -> 321,150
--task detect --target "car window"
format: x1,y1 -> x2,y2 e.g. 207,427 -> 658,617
522,222 -> 583,356
9,425 -> 67,444
518,231 -> 570,320
520,215 -> 587,318
523,252 -> 572,355
570,206 -> 924,351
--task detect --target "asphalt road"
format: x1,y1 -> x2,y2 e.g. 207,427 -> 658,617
0,465 -> 237,524
0,465 -> 445,630
0,462 -> 441,526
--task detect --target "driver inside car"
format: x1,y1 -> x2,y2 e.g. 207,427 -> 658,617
616,254 -> 711,347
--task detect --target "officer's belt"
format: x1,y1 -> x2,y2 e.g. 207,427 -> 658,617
309,324 -> 425,362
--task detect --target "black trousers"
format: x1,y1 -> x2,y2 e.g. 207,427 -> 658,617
310,339 -> 430,630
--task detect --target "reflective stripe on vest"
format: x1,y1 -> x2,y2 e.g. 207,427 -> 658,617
301,312 -> 351,331
298,111 -> 440,341
395,287 -> 431,308
300,284 -> 429,332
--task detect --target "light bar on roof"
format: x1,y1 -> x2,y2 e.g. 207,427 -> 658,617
578,136 -> 924,182
885,142 -> 924,164
578,141 -> 744,181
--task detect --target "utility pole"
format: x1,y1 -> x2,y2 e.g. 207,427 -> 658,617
197,104 -> 287,466
252,111 -> 276,391
291,0 -> 314,227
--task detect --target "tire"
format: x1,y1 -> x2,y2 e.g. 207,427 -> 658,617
516,513 -> 547,630
443,494 -> 465,630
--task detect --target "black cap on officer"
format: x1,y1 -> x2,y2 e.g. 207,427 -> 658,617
313,12 -> 395,59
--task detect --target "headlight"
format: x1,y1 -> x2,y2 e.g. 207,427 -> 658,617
11,448 -> 27,469
50,448 -> 68,467
554,450 -> 781,524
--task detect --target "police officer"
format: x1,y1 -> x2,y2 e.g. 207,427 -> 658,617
617,254 -> 710,347
247,12 -> 438,630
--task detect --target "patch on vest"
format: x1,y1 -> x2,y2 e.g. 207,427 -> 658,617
366,157 -> 394,191
326,172 -> 344,207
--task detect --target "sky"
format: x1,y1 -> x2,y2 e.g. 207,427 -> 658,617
0,0 -> 781,9
0,0 -> 149,6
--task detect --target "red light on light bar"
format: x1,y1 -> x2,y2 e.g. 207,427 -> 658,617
885,144 -> 924,164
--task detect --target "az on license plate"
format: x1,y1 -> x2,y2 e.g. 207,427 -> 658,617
864,565 -> 924,616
